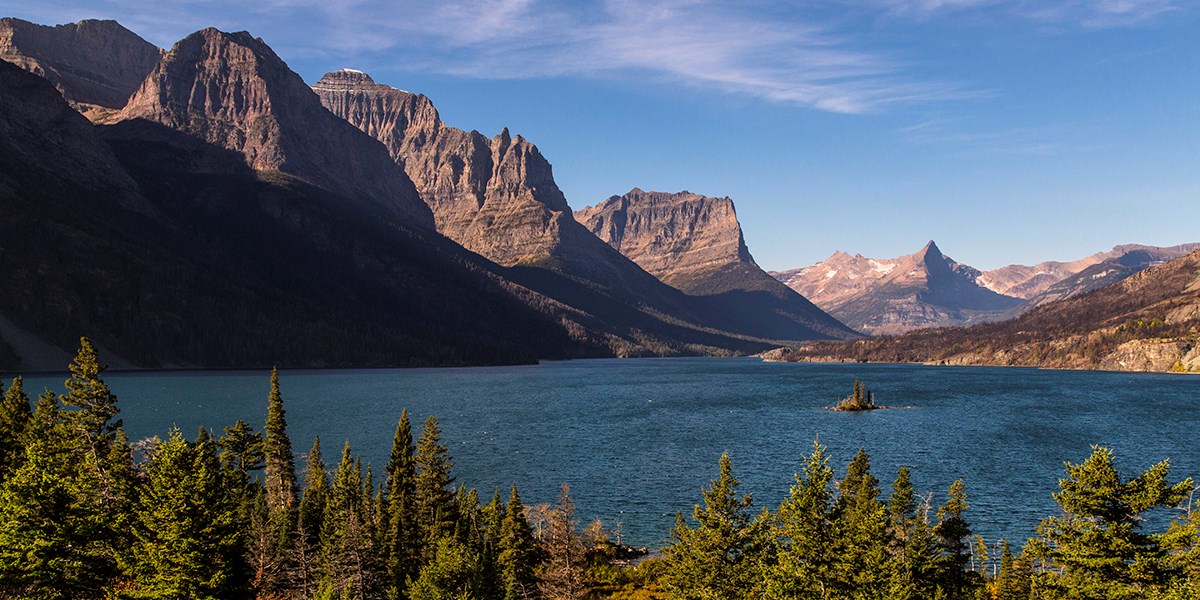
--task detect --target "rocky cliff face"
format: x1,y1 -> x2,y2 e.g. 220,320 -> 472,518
0,18 -> 161,113
773,241 -> 1023,335
315,70 -> 855,346
120,32 -> 432,227
313,69 -> 570,264
576,189 -> 753,290
577,189 -> 858,339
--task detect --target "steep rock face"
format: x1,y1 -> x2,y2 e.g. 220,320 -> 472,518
0,18 -> 161,112
313,69 -> 569,264
576,188 -> 857,339
121,32 -> 432,227
0,54 -> 591,369
773,241 -> 1023,335
315,69 -> 854,348
770,250 -> 1200,373
575,189 -> 752,289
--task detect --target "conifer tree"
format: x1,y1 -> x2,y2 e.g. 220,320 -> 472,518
415,416 -> 458,560
264,368 -> 297,525
830,449 -> 890,597
1034,446 -> 1192,597
408,537 -> 488,600
498,485 -> 540,600
0,376 -> 31,480
769,439 -> 838,598
664,452 -> 768,600
934,479 -> 974,597
294,437 -> 328,598
218,419 -> 265,478
320,441 -> 382,598
538,483 -> 587,600
383,410 -> 421,597
0,433 -> 112,598
127,428 -> 242,599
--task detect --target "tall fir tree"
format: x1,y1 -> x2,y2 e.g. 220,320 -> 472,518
769,439 -> 838,599
830,449 -> 890,597
126,428 -> 242,599
934,479 -> 974,598
294,437 -> 328,599
498,485 -> 540,600
664,452 -> 769,600
415,416 -> 458,561
383,410 -> 420,599
0,376 -> 31,480
320,442 -> 382,598
264,367 -> 298,523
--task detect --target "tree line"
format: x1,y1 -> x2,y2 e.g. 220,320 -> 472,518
0,338 -> 1198,599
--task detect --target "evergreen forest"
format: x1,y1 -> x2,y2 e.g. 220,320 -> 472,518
1,339 -> 1198,599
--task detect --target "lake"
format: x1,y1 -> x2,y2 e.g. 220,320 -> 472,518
20,357 -> 1200,549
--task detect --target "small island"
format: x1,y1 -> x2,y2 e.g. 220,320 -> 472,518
831,379 -> 882,411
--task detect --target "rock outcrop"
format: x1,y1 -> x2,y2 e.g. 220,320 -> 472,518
578,189 -> 857,339
772,241 -> 1023,335
576,189 -> 753,289
121,32 -> 433,227
0,18 -> 161,113
315,69 -> 855,348
312,69 -> 571,265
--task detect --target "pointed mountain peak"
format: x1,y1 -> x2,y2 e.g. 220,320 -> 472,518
919,240 -> 941,256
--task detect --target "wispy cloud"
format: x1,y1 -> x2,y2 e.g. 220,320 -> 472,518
8,0 -> 980,114
874,0 -> 1179,28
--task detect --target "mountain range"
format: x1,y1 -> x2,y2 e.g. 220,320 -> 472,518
764,248 -> 1200,373
773,241 -> 1199,335
0,18 -> 854,370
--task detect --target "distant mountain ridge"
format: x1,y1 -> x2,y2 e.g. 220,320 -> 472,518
980,243 -> 1200,308
765,249 -> 1200,373
772,241 -> 1023,335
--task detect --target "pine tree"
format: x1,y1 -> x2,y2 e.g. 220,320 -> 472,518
0,433 -> 112,599
217,419 -> 265,478
664,452 -> 768,600
60,337 -> 121,445
320,441 -> 382,598
934,479 -> 974,598
264,367 -> 297,523
769,439 -> 838,598
0,376 -> 31,480
538,483 -> 587,600
415,416 -> 458,561
498,485 -> 541,600
294,437 -> 328,599
383,410 -> 421,597
1034,446 -> 1192,597
126,428 -> 242,599
830,449 -> 890,597
408,537 -> 488,600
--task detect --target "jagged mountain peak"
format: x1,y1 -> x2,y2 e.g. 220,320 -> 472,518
773,241 -> 1021,335
120,28 -> 433,227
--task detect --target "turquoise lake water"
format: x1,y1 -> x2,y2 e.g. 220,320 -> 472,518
20,357 -> 1200,548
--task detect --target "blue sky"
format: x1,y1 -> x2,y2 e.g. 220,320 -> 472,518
5,0 -> 1198,270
